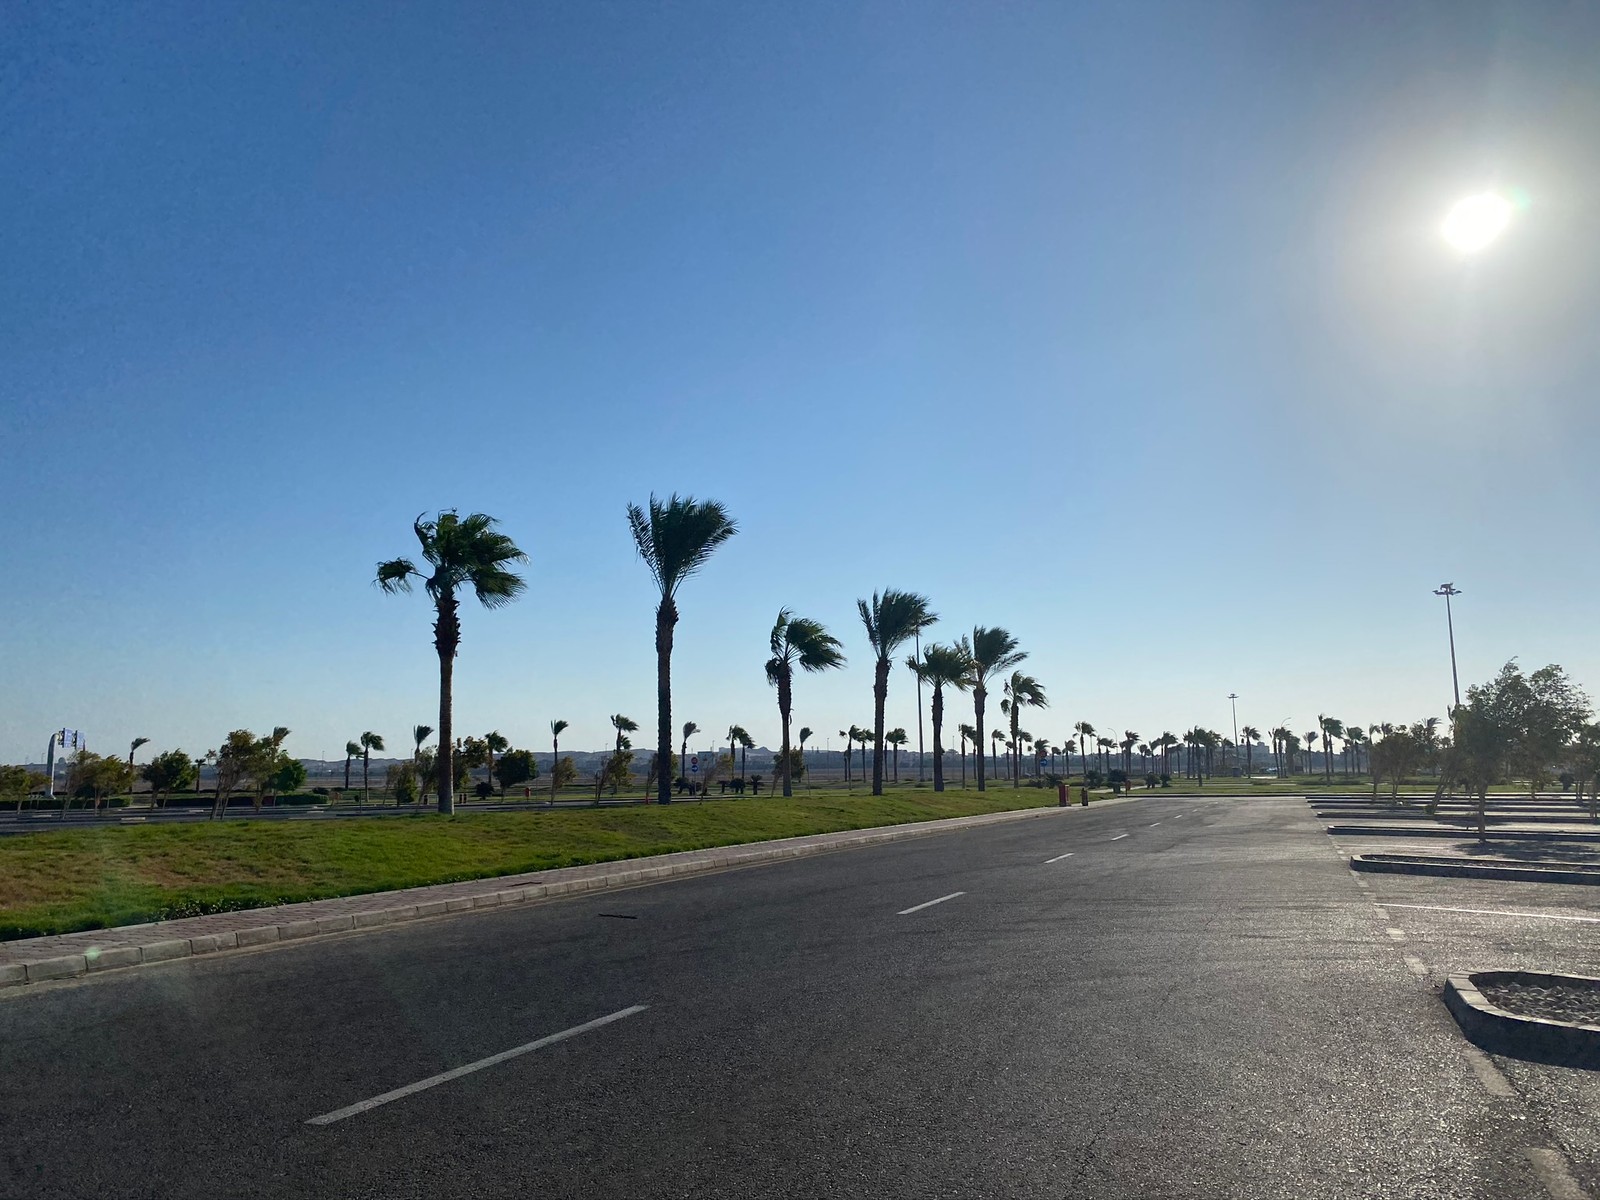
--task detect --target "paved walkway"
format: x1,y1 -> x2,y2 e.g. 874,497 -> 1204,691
0,800 -> 1121,986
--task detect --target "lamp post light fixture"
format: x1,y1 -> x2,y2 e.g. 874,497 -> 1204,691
1433,583 -> 1462,712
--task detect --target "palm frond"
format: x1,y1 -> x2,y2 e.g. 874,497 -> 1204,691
629,494 -> 738,598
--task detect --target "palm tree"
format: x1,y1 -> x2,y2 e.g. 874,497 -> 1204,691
1344,726 -> 1365,777
343,740 -> 360,791
407,724 -> 433,805
1122,731 -> 1139,774
483,730 -> 508,795
1240,725 -> 1260,776
958,723 -> 977,788
628,494 -> 738,805
726,723 -> 748,784
847,724 -> 871,790
1319,715 -> 1344,781
857,590 -> 937,796
607,714 -> 638,797
963,627 -> 1026,792
549,719 -> 568,804
766,610 -> 845,797
680,721 -> 699,791
736,727 -> 755,783
886,728 -> 909,783
128,737 -> 149,770
797,726 -> 814,790
838,729 -> 852,785
376,511 -> 528,814
359,731 -> 384,803
1074,722 -> 1096,776
1002,671 -> 1048,788
1305,730 -> 1319,777
990,728 -> 1006,778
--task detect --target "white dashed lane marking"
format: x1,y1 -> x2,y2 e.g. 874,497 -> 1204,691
898,892 -> 965,916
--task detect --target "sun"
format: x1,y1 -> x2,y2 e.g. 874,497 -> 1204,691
1441,192 -> 1513,254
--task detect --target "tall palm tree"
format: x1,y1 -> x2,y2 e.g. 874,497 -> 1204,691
963,626 -> 1026,792
1319,715 -> 1344,781
549,719 -> 568,804
797,726 -> 814,790
1063,737 -> 1078,776
628,494 -> 738,806
1240,725 -> 1260,776
726,723 -> 748,783
1074,721 -> 1097,776
857,589 -> 937,796
848,724 -> 871,790
128,737 -> 150,770
377,511 -> 528,814
1305,730 -> 1319,777
766,610 -> 845,797
484,730 -> 508,795
1002,671 -> 1048,788
736,727 -> 755,783
886,728 -> 909,782
838,729 -> 852,785
343,740 -> 360,791
958,722 -> 977,788
681,720 -> 699,790
359,731 -> 384,804
1122,731 -> 1139,774
991,729 -> 1006,778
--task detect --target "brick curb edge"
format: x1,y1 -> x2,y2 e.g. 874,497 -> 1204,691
1,799 -> 1123,989
1443,970 -> 1600,1067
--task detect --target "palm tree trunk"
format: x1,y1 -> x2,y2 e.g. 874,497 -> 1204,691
1010,708 -> 1021,789
655,598 -> 675,805
931,685 -> 945,793
343,755 -> 351,791
778,671 -> 793,797
362,751 -> 370,804
434,594 -> 459,815
871,658 -> 888,796
974,687 -> 987,792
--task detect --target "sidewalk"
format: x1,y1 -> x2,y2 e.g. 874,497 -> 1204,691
0,798 -> 1126,988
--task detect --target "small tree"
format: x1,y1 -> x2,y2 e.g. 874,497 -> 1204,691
142,749 -> 197,809
549,756 -> 579,796
270,758 -> 308,797
387,762 -> 420,806
494,748 -> 538,792
68,752 -> 136,812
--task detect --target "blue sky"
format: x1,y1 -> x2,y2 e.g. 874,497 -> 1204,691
4,1 -> 1598,764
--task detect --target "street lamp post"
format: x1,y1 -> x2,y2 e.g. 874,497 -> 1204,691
1434,583 -> 1462,712
914,629 -> 925,784
1227,693 -> 1239,771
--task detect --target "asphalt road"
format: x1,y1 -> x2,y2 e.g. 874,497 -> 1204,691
2,795 -> 1594,1198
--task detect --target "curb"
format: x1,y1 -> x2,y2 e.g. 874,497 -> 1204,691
1324,824 -> 1600,842
0,798 -> 1123,990
1351,853 -> 1600,886
1444,971 -> 1600,1068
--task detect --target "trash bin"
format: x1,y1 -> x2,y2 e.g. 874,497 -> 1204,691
1080,786 -> 1090,806
1057,782 -> 1068,807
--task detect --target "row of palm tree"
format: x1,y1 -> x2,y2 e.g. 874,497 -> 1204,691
377,502 -> 1397,815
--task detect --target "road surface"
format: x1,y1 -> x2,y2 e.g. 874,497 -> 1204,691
3,795 -> 1595,1198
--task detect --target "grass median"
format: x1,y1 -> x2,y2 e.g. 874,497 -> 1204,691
0,788 -> 1061,940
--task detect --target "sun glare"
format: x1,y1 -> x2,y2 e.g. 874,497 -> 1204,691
1441,192 -> 1512,254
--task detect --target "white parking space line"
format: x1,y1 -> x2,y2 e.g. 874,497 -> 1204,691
1525,1147 -> 1589,1199
1387,904 -> 1600,925
1386,928 -> 1407,942
1149,822 -> 1161,826
1044,852 -> 1075,864
1462,1045 -> 1514,1097
897,891 -> 965,916
306,1005 -> 649,1126
1110,833 -> 1129,841
1403,955 -> 1429,978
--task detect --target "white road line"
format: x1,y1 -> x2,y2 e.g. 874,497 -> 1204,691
1386,927 -> 1407,942
1110,833 -> 1129,841
1149,822 -> 1161,826
306,1005 -> 648,1126
1386,904 -> 1600,925
1525,1147 -> 1590,1199
1044,853 -> 1074,864
1462,1045 -> 1514,1097
898,891 -> 965,916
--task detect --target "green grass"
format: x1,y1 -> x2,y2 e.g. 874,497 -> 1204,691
0,787 -> 1065,941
